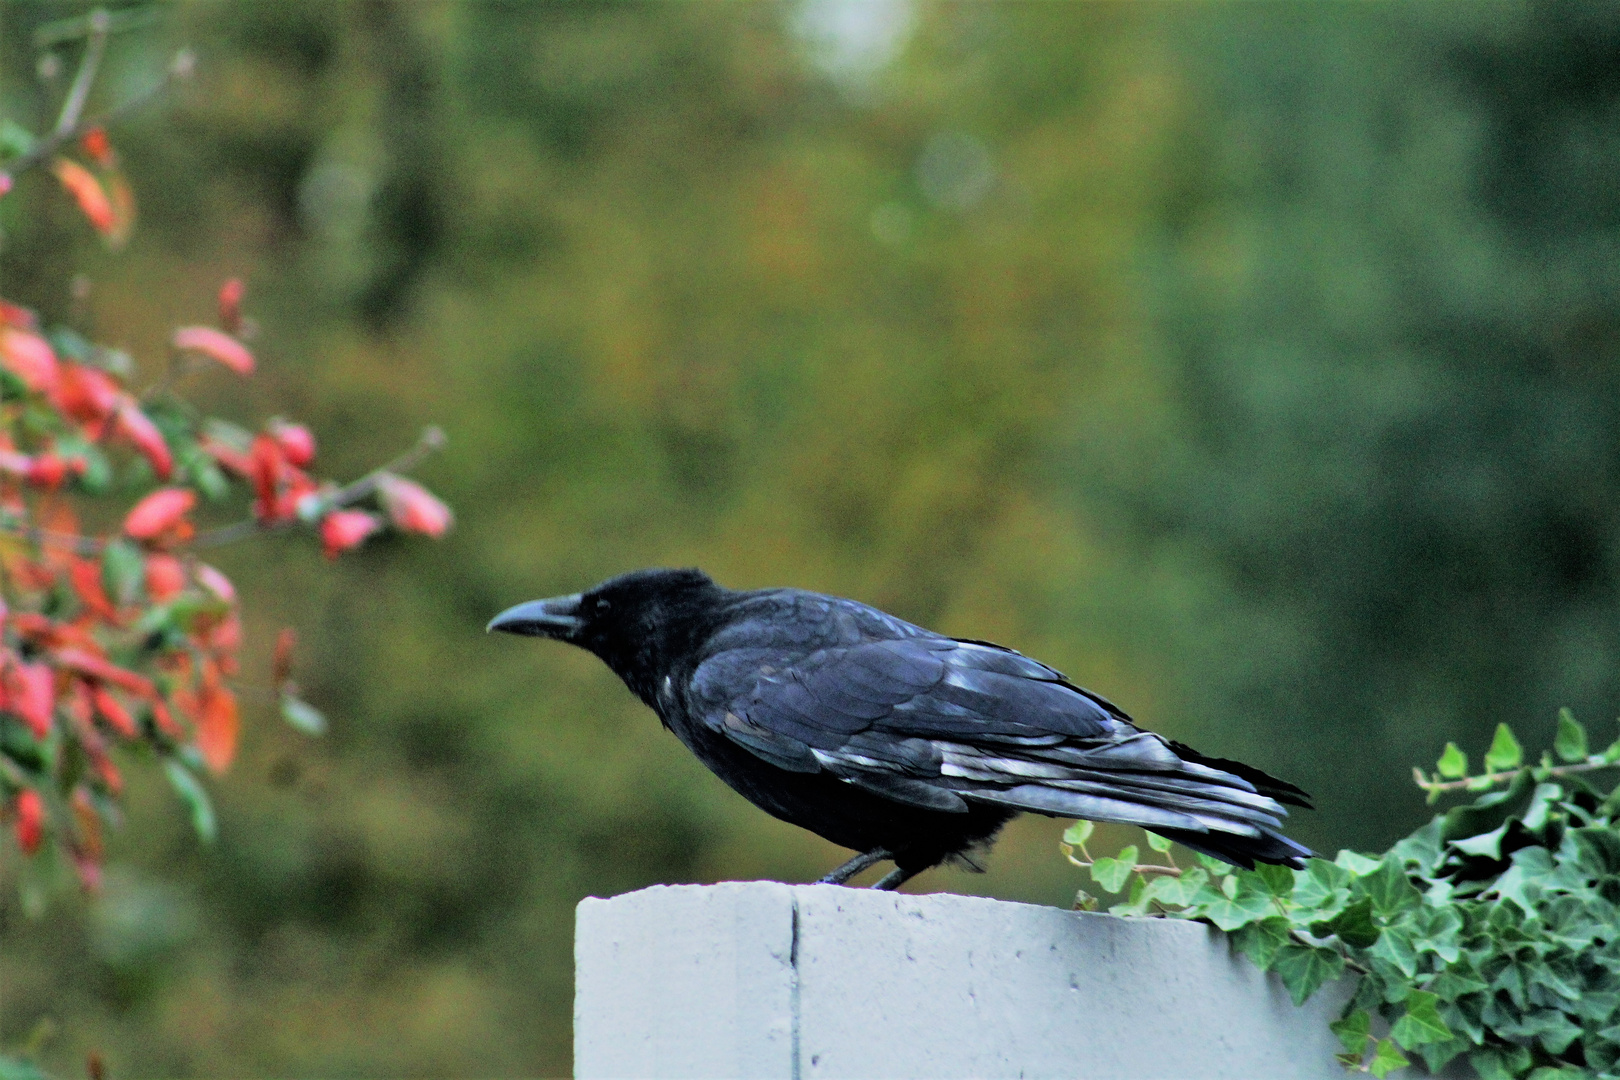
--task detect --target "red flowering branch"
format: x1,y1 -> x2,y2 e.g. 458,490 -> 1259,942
0,35 -> 452,894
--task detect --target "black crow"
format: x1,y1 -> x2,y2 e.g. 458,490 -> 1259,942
489,568 -> 1311,890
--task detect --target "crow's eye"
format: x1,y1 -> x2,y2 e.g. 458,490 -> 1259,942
593,597 -> 611,613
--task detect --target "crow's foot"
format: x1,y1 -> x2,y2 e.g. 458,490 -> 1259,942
818,848 -> 892,885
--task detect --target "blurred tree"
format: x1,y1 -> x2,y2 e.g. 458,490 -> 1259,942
2,3 -> 1180,1076
1148,1 -> 1620,853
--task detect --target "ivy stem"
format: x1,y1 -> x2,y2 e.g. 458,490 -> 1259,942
1413,758 -> 1620,796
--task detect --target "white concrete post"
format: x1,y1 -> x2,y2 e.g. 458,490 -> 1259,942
575,882 -> 1383,1080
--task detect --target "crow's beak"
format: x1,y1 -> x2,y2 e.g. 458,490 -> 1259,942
487,594 -> 585,638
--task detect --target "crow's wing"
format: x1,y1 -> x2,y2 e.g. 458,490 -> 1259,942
689,635 -> 1309,862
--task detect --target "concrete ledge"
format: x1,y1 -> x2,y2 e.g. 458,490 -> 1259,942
575,882 -> 1363,1079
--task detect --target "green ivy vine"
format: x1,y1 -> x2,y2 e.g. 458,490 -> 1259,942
1063,710 -> 1620,1079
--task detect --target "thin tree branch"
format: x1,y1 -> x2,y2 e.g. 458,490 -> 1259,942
190,426 -> 447,550
0,427 -> 446,555
53,10 -> 111,140
4,49 -> 194,180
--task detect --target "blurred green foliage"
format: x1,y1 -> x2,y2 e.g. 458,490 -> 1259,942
2,2 -> 1619,1076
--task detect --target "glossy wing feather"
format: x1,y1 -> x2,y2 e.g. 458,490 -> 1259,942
687,600 -> 1309,866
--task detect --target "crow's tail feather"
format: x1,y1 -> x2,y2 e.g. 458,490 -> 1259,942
1150,825 -> 1312,871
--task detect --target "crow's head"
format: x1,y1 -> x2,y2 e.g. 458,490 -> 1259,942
488,567 -> 725,698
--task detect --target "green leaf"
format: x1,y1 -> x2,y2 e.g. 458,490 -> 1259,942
163,759 -> 216,843
101,538 -> 146,606
1485,723 -> 1523,772
1367,1038 -> 1410,1079
280,694 -> 327,736
1311,895 -> 1381,948
1437,741 -> 1469,779
1090,845 -> 1137,893
1389,989 -> 1452,1047
1144,829 -> 1172,853
1555,707 -> 1588,763
1294,858 -> 1352,909
0,119 -> 37,160
1252,861 -> 1297,899
1197,883 -> 1273,931
1272,942 -> 1345,1005
1470,1045 -> 1533,1080
1360,855 -> 1421,917
1061,820 -> 1094,847
1232,916 -> 1292,971
1330,1008 -> 1372,1057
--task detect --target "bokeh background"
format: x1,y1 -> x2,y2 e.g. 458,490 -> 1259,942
4,1 -> 1620,1075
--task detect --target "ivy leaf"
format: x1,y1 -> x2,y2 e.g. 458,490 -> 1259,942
1437,741 -> 1469,779
1311,895 -> 1381,948
1604,727 -> 1620,764
1061,820 -> 1094,847
1252,861 -> 1297,899
1329,1008 -> 1372,1057
1090,844 -> 1137,893
1294,858 -> 1352,910
1232,916 -> 1291,971
1471,1045 -> 1533,1080
1485,723 -> 1523,773
1360,855 -> 1422,917
1367,1038 -> 1409,1079
1144,830 -> 1172,853
1389,989 -> 1452,1047
1272,942 -> 1345,1005
1197,881 -> 1273,932
1554,707 -> 1588,763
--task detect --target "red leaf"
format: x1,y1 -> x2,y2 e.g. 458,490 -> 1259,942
80,126 -> 113,166
377,474 -> 453,537
26,452 -> 67,489
69,557 -> 119,622
0,326 -> 60,394
150,699 -> 181,737
173,326 -> 254,376
114,399 -> 173,479
206,612 -> 241,653
124,487 -> 195,540
272,628 -> 296,687
218,278 -> 244,334
250,435 -> 285,521
51,158 -> 115,234
13,789 -> 43,854
195,563 -> 236,604
55,649 -> 157,699
56,362 -> 121,429
320,509 -> 382,559
9,662 -> 55,738
199,435 -> 254,477
91,685 -> 137,738
145,553 -> 186,602
195,683 -> 238,774
270,420 -> 315,468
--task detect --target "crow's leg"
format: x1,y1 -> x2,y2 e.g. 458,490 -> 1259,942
871,865 -> 923,891
818,848 -> 892,885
